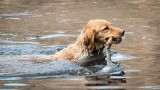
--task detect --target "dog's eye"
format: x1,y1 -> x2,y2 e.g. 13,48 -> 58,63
103,26 -> 109,30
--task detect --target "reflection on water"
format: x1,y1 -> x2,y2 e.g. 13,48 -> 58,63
0,0 -> 160,89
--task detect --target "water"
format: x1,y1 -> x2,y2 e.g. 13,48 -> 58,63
0,0 -> 160,89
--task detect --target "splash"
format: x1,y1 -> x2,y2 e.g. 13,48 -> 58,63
100,45 -> 125,74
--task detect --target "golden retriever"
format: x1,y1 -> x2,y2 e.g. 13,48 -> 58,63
52,19 -> 125,65
1,19 -> 125,68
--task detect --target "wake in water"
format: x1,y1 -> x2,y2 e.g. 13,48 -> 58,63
0,45 -> 135,78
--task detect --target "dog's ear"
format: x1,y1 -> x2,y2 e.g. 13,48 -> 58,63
77,24 -> 95,52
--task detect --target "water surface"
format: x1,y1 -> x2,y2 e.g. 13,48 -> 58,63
0,0 -> 160,89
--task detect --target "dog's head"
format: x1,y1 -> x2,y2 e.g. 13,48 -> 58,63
77,19 -> 125,52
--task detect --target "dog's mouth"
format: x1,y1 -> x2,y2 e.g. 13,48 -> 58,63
112,37 -> 122,44
106,37 -> 122,44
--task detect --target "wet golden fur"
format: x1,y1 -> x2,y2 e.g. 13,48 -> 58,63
52,19 -> 125,63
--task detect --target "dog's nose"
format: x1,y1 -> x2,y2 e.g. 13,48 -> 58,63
120,29 -> 125,37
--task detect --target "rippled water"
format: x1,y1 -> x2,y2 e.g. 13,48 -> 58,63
0,0 -> 160,90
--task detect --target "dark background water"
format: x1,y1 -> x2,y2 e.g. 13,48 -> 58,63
0,0 -> 160,89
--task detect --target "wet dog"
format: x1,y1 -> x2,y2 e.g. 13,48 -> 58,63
52,19 -> 125,66
1,19 -> 124,67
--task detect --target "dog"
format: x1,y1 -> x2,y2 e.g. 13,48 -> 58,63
51,19 -> 125,66
0,19 -> 125,75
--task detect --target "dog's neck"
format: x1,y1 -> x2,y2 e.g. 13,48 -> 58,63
75,41 -> 100,56
74,41 -> 93,55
